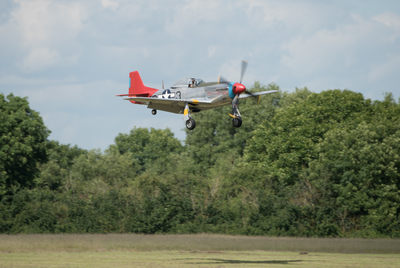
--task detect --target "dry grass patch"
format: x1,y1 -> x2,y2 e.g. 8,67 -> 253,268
0,234 -> 399,253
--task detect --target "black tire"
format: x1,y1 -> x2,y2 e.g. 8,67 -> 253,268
151,109 -> 157,115
232,117 -> 242,128
186,118 -> 196,130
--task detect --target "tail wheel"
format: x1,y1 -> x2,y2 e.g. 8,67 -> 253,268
232,117 -> 242,128
186,118 -> 196,130
151,109 -> 157,115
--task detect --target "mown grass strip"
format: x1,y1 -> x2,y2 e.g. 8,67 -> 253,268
1,234 -> 399,253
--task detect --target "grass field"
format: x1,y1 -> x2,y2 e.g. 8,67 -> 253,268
1,234 -> 400,267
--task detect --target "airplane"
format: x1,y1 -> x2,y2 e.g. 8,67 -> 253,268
117,61 -> 278,130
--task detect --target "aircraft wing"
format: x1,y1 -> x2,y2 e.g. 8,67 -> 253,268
123,96 -> 216,114
122,90 -> 278,113
238,90 -> 278,99
124,96 -> 213,105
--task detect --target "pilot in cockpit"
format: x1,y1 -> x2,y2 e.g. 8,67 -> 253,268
189,78 -> 196,88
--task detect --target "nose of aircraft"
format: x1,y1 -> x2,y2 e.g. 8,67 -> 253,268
232,83 -> 246,95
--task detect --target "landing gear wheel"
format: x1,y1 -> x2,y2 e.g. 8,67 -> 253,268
232,117 -> 242,128
186,118 -> 196,130
151,109 -> 157,115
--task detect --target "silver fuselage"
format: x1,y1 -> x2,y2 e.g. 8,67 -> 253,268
148,82 -> 231,114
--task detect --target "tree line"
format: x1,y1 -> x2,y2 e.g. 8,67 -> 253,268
1,85 -> 399,237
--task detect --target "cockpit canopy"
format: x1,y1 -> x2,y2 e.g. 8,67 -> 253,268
171,78 -> 204,88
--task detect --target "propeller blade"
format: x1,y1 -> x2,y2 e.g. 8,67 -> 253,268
240,60 -> 248,84
162,80 -> 165,89
244,90 -> 256,97
244,90 -> 261,105
218,75 -> 230,84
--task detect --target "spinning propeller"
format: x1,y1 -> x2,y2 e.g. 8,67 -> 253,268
225,60 -> 258,98
223,60 -> 258,127
240,60 -> 247,84
231,60 -> 247,96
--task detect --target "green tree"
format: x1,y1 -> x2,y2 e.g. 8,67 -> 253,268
303,95 -> 400,236
2,89 -> 400,237
241,90 -> 370,236
245,89 -> 368,186
112,128 -> 183,174
36,141 -> 86,191
0,94 -> 49,195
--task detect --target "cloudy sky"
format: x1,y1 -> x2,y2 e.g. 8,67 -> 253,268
1,0 -> 400,150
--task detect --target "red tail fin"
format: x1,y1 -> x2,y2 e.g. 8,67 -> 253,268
129,71 -> 158,97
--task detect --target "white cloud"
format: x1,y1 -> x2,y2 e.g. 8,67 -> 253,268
101,0 -> 119,11
374,12 -> 400,31
244,0 -> 333,34
2,1 -> 400,148
13,0 -> 87,45
6,0 -> 88,72
373,12 -> 400,42
207,46 -> 217,58
165,0 -> 228,37
368,54 -> 400,83
21,47 -> 59,72
280,14 -> 387,77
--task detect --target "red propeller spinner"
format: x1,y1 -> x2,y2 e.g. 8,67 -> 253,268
232,83 -> 246,95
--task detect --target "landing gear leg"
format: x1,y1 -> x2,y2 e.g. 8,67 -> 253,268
184,103 -> 196,130
229,95 -> 242,128
151,109 -> 157,115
